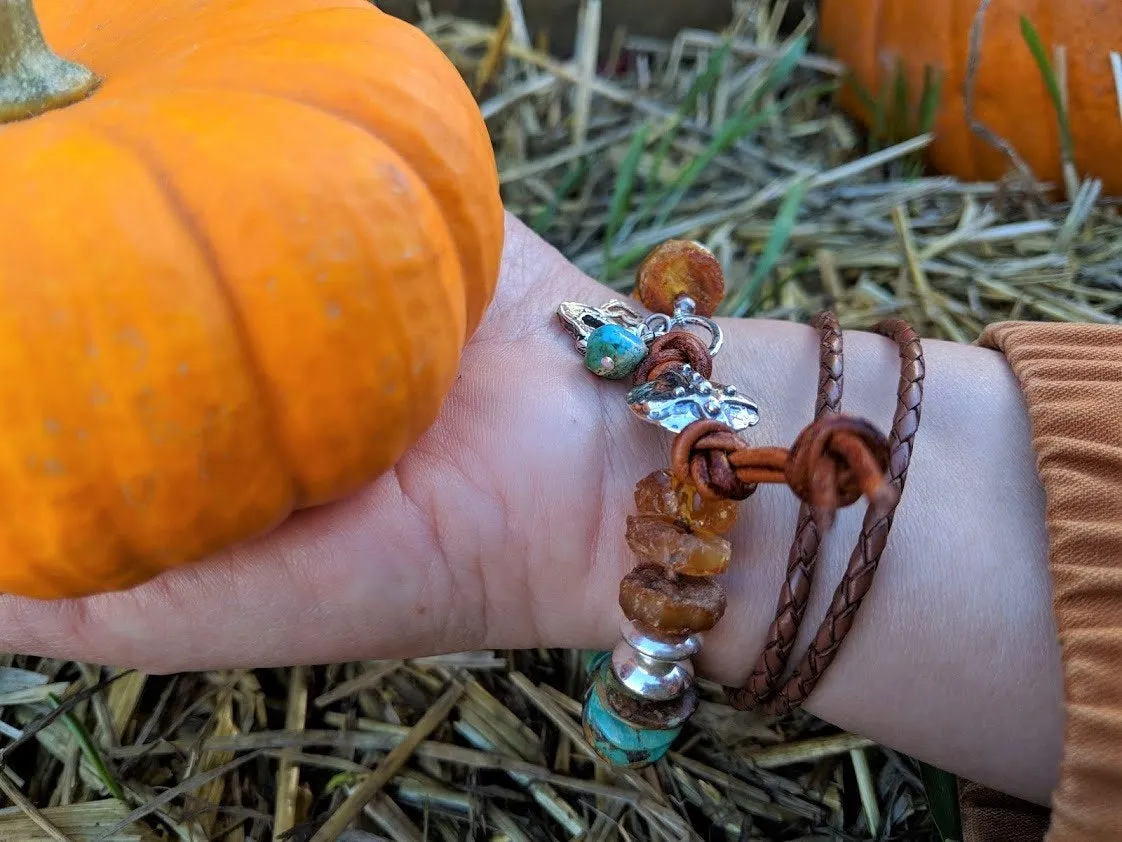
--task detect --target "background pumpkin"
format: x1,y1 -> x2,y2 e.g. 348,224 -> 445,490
0,0 -> 504,599
818,0 -> 1122,195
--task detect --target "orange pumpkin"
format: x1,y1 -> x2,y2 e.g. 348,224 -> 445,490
819,0 -> 1122,195
0,0 -> 504,599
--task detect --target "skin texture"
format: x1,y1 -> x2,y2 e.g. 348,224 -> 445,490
0,0 -> 504,598
0,213 -> 1063,807
819,0 -> 1122,194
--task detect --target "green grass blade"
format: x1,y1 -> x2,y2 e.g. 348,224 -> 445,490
842,69 -> 879,119
919,761 -> 963,842
753,33 -> 809,99
841,70 -> 887,151
604,241 -> 657,281
870,74 -> 890,150
916,65 -> 944,135
891,56 -> 910,141
48,692 -> 126,801
652,36 -> 808,228
325,771 -> 362,794
603,124 -> 650,269
653,107 -> 778,228
898,64 -> 944,177
646,42 -> 733,185
682,39 -> 734,117
1019,14 -> 1074,162
625,41 -> 733,236
532,160 -> 588,234
724,177 -> 811,316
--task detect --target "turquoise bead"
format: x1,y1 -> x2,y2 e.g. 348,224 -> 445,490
581,672 -> 682,767
581,649 -> 611,674
583,324 -> 646,379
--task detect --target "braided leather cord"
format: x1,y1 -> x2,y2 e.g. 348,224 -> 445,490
760,318 -> 924,715
733,311 -> 844,708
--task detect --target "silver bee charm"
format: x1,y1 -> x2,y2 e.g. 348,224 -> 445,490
626,365 -> 760,433
556,300 -> 647,352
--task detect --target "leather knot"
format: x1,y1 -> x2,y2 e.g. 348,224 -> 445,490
671,416 -> 896,521
670,420 -> 759,500
780,415 -> 895,526
633,330 -> 713,384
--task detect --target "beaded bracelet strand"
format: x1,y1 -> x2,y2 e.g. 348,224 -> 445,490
555,239 -> 919,768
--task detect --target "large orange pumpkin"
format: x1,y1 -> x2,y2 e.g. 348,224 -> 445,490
0,0 -> 504,599
819,0 -> 1122,195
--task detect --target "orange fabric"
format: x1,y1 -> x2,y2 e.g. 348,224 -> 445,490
972,321 -> 1122,841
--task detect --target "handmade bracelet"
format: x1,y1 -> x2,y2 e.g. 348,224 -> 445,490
732,315 -> 925,712
746,318 -> 925,715
666,318 -> 923,718
736,312 -> 845,708
555,240 -> 910,768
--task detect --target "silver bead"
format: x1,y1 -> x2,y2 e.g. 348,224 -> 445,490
620,619 -> 702,661
610,640 -> 695,701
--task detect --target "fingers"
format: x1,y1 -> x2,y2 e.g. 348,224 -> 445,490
0,216 -> 621,672
0,478 -> 481,673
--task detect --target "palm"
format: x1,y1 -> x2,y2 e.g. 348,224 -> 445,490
0,214 -> 637,672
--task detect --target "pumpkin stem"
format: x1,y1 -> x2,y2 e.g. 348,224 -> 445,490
0,0 -> 98,123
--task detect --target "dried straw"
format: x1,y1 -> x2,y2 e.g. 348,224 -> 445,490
5,0 -> 1106,838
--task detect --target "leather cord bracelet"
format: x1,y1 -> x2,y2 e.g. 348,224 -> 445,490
738,311 -> 845,709
727,316 -> 925,713
554,239 -> 919,768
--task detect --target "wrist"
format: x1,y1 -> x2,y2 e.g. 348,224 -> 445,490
567,302 -> 1061,802
581,314 -> 901,684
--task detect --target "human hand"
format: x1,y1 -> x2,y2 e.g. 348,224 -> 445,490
0,211 -> 642,671
0,211 -> 1064,804
0,210 -> 936,680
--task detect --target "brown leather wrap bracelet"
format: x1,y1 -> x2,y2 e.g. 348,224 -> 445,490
739,311 -> 845,708
562,240 -> 923,771
737,316 -> 925,714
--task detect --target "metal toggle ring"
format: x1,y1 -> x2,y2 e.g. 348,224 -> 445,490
643,313 -> 723,356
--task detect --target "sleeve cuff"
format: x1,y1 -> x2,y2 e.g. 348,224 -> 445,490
978,321 -> 1122,841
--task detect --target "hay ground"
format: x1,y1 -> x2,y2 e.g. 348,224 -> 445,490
3,1 -> 1118,841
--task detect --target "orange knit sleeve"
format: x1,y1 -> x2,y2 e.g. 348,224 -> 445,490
975,321 -> 1122,841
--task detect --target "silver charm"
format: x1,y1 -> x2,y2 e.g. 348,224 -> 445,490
556,296 -> 723,357
556,300 -> 646,352
626,364 -> 760,433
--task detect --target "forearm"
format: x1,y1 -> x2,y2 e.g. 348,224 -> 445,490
576,312 -> 1061,804
0,216 -> 1062,807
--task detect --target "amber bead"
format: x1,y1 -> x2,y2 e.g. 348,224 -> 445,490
634,239 -> 725,317
634,469 -> 737,534
626,515 -> 730,576
619,564 -> 727,634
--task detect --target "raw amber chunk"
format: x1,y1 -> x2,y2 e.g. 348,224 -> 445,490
626,515 -> 730,576
619,564 -> 726,634
634,469 -> 737,535
635,239 -> 725,317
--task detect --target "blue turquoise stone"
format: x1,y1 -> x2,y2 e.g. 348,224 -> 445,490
581,649 -> 611,674
581,673 -> 682,767
583,324 -> 646,380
